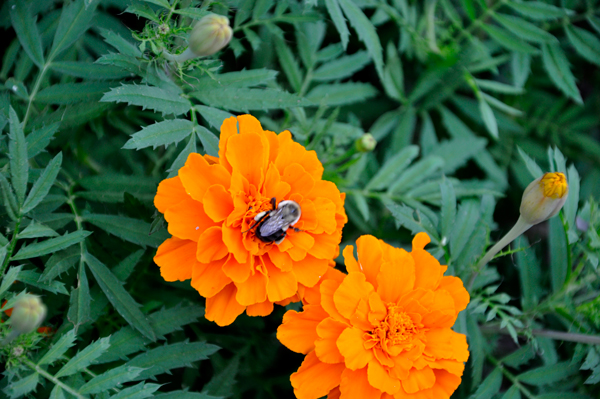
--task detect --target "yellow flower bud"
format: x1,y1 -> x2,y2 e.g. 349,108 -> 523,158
9,295 -> 47,335
355,133 -> 377,152
520,172 -> 569,225
188,14 -> 232,57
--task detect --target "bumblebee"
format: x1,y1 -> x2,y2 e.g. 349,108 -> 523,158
245,198 -> 302,244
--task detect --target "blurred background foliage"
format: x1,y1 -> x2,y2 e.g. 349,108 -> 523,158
1,0 -> 600,398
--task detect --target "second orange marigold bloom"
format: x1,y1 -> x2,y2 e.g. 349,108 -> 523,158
154,114 -> 347,326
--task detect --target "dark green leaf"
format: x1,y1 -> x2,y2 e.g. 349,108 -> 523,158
549,216 -> 568,292
507,1 -> 573,21
541,43 -> 582,104
0,265 -> 22,299
312,51 -> 370,82
17,270 -> 68,294
307,82 -> 377,106
101,85 -> 190,116
10,1 -> 45,68
55,336 -> 111,378
440,178 -> 456,242
38,329 -> 77,365
365,145 -> 419,190
51,61 -> 131,80
83,214 -> 167,247
26,122 -> 60,159
195,105 -> 234,130
517,361 -> 578,385
274,37 -> 303,92
169,135 -> 196,177
100,28 -> 141,57
388,155 -> 444,194
21,152 -> 62,214
68,261 -> 91,329
493,13 -> 557,43
109,382 -> 160,399
196,126 -> 219,157
49,0 -> 98,61
80,366 -> 144,394
35,82 -> 113,105
565,25 -> 600,66
481,24 -> 538,53
191,88 -> 312,112
12,230 -> 91,260
39,246 -> 80,282
8,106 -> 28,207
123,119 -> 193,150
6,372 -> 39,399
324,0 -> 349,49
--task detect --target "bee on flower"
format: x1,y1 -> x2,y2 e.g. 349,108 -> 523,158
277,233 -> 470,399
153,115 -> 347,326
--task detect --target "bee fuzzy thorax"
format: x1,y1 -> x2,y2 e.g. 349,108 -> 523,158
245,198 -> 302,245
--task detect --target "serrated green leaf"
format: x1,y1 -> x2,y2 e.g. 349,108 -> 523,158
501,343 -> 535,369
274,36 -> 303,92
191,88 -> 311,112
49,385 -> 66,399
109,382 -> 161,399
203,356 -> 239,397
174,7 -> 209,19
78,173 -> 158,203
542,43 -> 582,104
55,336 -> 111,378
101,85 -> 190,116
8,106 -> 28,208
39,246 -> 80,282
26,122 -> 60,159
38,329 -> 78,365
337,0 -> 384,79
86,253 -> 156,341
365,145 -> 419,190
481,24 -> 538,53
351,192 -> 370,222
123,119 -> 193,150
124,3 -> 159,21
96,53 -> 143,76
517,146 -> 543,179
0,172 -> 19,221
507,1 -> 573,21
388,155 -> 444,194
384,201 -> 440,244
478,96 -> 498,139
68,261 -> 91,329
96,326 -> 147,364
549,215 -> 567,293
472,368 -> 502,399
18,221 -> 58,239
324,0 -> 349,49
474,79 -> 524,94
0,265 -> 22,299
17,270 -> 68,294
565,25 -> 600,66
564,164 -> 579,230
80,366 -> 144,394
83,214 -> 167,247
193,69 -> 278,90
517,361 -> 578,385
450,200 -> 480,260
493,13 -> 557,43
307,82 -> 377,106
195,105 -> 234,130
124,341 -> 219,381
514,235 -> 542,311
440,179 -> 456,242
481,92 -> 523,117
51,61 -> 130,80
21,152 -> 62,214
383,42 -> 404,101
429,137 -> 487,174
49,0 -> 98,61
169,135 -> 196,177
11,230 -> 91,260
196,126 -> 219,157
100,28 -> 141,57
312,51 -> 370,82
10,1 -> 44,68
35,82 -> 113,105
6,372 -> 39,399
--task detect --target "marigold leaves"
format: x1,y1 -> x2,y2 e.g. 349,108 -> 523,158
49,0 -> 98,61
51,61 -> 131,80
492,13 -> 557,43
68,261 -> 91,330
9,1 -> 44,68
0,265 -> 22,299
312,51 -> 370,82
517,361 -> 579,386
384,201 -> 441,245
195,105 -> 234,130
440,179 -> 456,242
478,96 -> 499,139
565,25 -> 600,66
549,216 -> 568,293
26,122 -> 60,159
307,82 -> 377,106
449,200 -> 480,260
21,152 -> 62,214
79,366 -> 144,394
17,221 -> 58,239
85,253 -> 156,341
54,336 -> 111,378
101,85 -> 190,116
35,82 -> 115,105
471,368 -> 502,399
388,155 -> 444,194
196,125 -> 219,157
325,0 -> 350,50
507,1 -> 574,21
168,135 -> 197,178
123,119 -> 193,150
83,214 -> 168,247
39,246 -> 79,282
5,372 -> 39,399
481,24 -> 539,54
191,88 -> 311,112
365,145 -> 419,191
8,106 -> 28,208
108,382 -> 161,399
541,43 -> 583,105
274,36 -> 303,92
429,137 -> 488,174
192,69 -> 278,90
123,341 -> 219,381
11,230 -> 91,260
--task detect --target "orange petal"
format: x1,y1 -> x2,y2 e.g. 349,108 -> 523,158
153,237 -> 195,281
275,131 -> 324,181
218,116 -> 238,172
426,358 -> 465,377
356,235 -> 384,288
297,198 -> 319,231
203,184 -> 234,222
401,367 -> 435,394
412,232 -> 430,250
179,153 -> 230,203
293,255 -> 330,287
222,253 -> 252,283
222,225 -> 248,263
333,272 -> 375,321
205,283 -> 246,326
277,305 -> 329,354
343,245 -> 359,273
265,257 -> 298,302
282,163 -> 316,197
350,297 -> 375,331
286,231 -> 315,261
311,197 -> 337,235
196,226 -> 228,263
424,329 -> 469,362
315,317 -> 347,364
427,369 -> 462,397
203,154 -> 218,165
340,368 -> 382,399
376,248 -> 415,304
191,257 -> 230,298
235,268 -> 268,306
262,163 -> 291,202
154,176 -> 187,214
268,247 -> 294,272
291,351 -> 345,399
165,197 -> 215,241
328,386 -> 341,399
236,114 -> 264,135
263,129 -> 280,165
411,234 -> 444,291
421,290 -> 456,328
308,231 -> 341,260
320,279 -> 347,321
225,131 -> 268,188
438,276 -> 470,312
337,326 -> 373,370
367,360 -> 401,395
246,299 -> 274,317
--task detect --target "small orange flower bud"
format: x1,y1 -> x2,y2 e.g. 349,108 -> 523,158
355,133 -> 376,152
9,295 -> 47,335
520,172 -> 568,225
188,14 -> 232,57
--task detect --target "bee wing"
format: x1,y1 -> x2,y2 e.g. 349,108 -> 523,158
258,212 -> 289,237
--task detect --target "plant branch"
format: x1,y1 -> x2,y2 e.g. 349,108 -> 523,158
481,324 -> 600,345
488,355 -> 537,399
0,215 -> 22,276
20,357 -> 87,399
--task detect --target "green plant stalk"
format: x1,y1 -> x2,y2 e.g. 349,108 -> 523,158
481,323 -> 600,345
22,64 -> 50,129
20,357 -> 87,399
487,355 -> 536,399
0,215 -> 22,276
453,0 -> 509,45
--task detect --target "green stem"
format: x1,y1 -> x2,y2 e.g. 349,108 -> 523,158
22,64 -> 50,130
20,357 -> 87,399
487,355 -> 536,399
481,324 -> 600,345
0,216 -> 22,276
453,0 -> 509,45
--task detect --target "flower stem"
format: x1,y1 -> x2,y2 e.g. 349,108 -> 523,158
162,47 -> 196,63
20,357 -> 87,399
468,216 -> 532,290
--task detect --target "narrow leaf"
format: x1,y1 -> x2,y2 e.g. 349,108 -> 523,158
440,179 -> 456,242
478,97 -> 498,139
0,265 -> 22,299
80,366 -> 144,394
101,85 -> 190,116
565,25 -> 600,66
49,0 -> 98,61
83,214 -> 167,247
38,329 -> 77,365
312,51 -> 370,82
11,230 -> 91,260
493,13 -> 557,43
6,372 -> 39,399
8,106 -> 28,207
507,1 -> 573,21
481,24 -> 538,53
541,43 -> 583,104
109,382 -> 160,399
123,119 -> 193,150
55,336 -> 111,378
195,105 -> 234,130
35,82 -> 113,105
274,37 -> 303,92
22,152 -> 62,214
39,246 -> 80,282
307,82 -> 377,106
10,1 -> 45,68
388,156 -> 444,194
324,0 -> 349,49
365,145 -> 419,190
191,88 -> 311,112
26,123 -> 60,159
196,126 -> 219,157
68,261 -> 91,329
51,61 -> 130,80
17,221 -> 58,239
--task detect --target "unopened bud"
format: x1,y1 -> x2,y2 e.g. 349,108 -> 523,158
9,295 -> 47,335
520,172 -> 568,225
355,133 -> 377,152
188,14 -> 232,57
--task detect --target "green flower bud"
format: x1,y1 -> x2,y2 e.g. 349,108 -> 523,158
355,133 -> 377,152
9,295 -> 47,335
188,14 -> 232,57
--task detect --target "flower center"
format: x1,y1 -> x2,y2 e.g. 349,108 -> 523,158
540,172 -> 567,199
365,305 -> 419,354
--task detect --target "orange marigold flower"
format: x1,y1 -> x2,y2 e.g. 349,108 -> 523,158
277,233 -> 470,399
154,114 -> 347,326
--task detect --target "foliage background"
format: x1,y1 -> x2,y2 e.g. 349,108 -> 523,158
1,0 -> 600,398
